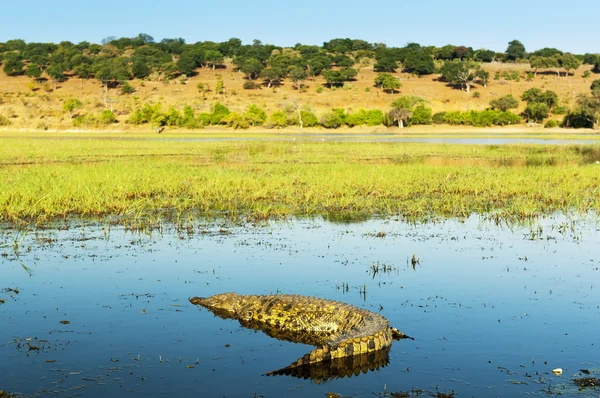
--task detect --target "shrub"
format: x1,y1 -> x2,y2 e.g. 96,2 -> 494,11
316,86 -> 324,94
490,95 -> 519,112
165,107 -> 182,126
364,110 -> 384,126
345,109 -> 367,127
320,111 -> 344,129
196,112 -> 212,126
523,102 -> 549,123
443,111 -> 472,125
562,112 -> 594,128
121,82 -> 135,95
223,112 -> 250,129
432,112 -> 447,124
552,105 -> 568,115
245,104 -> 267,126
243,81 -> 262,90
493,111 -> 521,126
583,70 -> 591,78
211,102 -> 230,124
266,111 -> 289,128
545,119 -> 559,128
0,115 -> 11,126
100,110 -> 116,125
441,110 -> 521,126
128,103 -> 162,125
410,105 -> 432,125
472,91 -> 481,99
300,110 -> 319,127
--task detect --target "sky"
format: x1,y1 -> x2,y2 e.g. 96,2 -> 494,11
1,0 -> 598,54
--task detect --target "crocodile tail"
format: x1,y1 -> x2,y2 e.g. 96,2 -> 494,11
266,329 -> 395,376
391,327 -> 415,340
265,345 -> 392,381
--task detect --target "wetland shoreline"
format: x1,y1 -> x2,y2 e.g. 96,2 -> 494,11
1,132 -> 599,227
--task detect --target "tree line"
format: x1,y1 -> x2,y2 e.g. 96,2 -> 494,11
1,34 -> 598,87
1,34 -> 598,129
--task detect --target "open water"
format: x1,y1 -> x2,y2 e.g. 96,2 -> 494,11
1,216 -> 599,397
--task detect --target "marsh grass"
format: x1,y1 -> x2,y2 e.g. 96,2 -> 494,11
1,133 -> 599,226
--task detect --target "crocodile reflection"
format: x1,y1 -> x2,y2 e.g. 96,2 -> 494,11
190,293 -> 413,380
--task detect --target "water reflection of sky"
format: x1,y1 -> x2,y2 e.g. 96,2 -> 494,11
1,216 -> 599,397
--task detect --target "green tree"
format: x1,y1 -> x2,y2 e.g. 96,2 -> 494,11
260,67 -> 286,88
63,98 -> 83,122
506,40 -> 526,61
205,50 -> 224,69
3,55 -> 24,76
574,95 -> 600,129
440,60 -> 482,93
476,69 -> 490,87
411,104 -> 433,125
403,51 -> 435,75
374,72 -> 401,93
490,95 -> 519,112
94,58 -> 131,105
521,88 -> 558,110
289,66 -> 308,90
322,68 -> 357,88
389,96 -> 425,128
591,79 -> 600,98
176,53 -> 197,76
46,63 -> 66,89
374,57 -> 398,72
523,102 -> 549,123
560,53 -> 581,77
26,64 -> 42,81
239,58 -> 264,80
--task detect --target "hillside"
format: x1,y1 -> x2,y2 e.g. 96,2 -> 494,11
0,62 -> 597,131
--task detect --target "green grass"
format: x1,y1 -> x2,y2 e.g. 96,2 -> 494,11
1,132 -> 599,226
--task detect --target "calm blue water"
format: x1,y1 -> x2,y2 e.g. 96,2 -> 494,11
1,216 -> 599,397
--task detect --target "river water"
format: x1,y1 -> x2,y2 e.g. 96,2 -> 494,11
1,216 -> 599,397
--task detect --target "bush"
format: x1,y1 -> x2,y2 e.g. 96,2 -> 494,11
121,82 -> 135,95
562,112 -> 594,128
266,111 -> 289,128
100,110 -> 116,125
223,112 -> 250,129
164,107 -> 182,126
128,103 -> 162,125
320,111 -> 344,128
552,105 -> 568,115
345,110 -> 367,127
545,120 -> 559,128
523,102 -> 549,123
196,112 -> 212,126
583,70 -> 591,78
472,91 -> 481,98
443,111 -> 472,125
410,105 -> 432,125
441,110 -> 521,126
243,81 -> 262,90
490,95 -> 519,112
300,110 -> 319,127
211,102 -> 230,124
245,104 -> 267,126
432,112 -> 447,124
0,115 -> 11,126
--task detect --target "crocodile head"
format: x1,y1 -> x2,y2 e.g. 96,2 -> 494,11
190,293 -> 258,321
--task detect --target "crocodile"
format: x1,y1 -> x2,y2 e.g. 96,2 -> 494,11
190,293 -> 413,377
